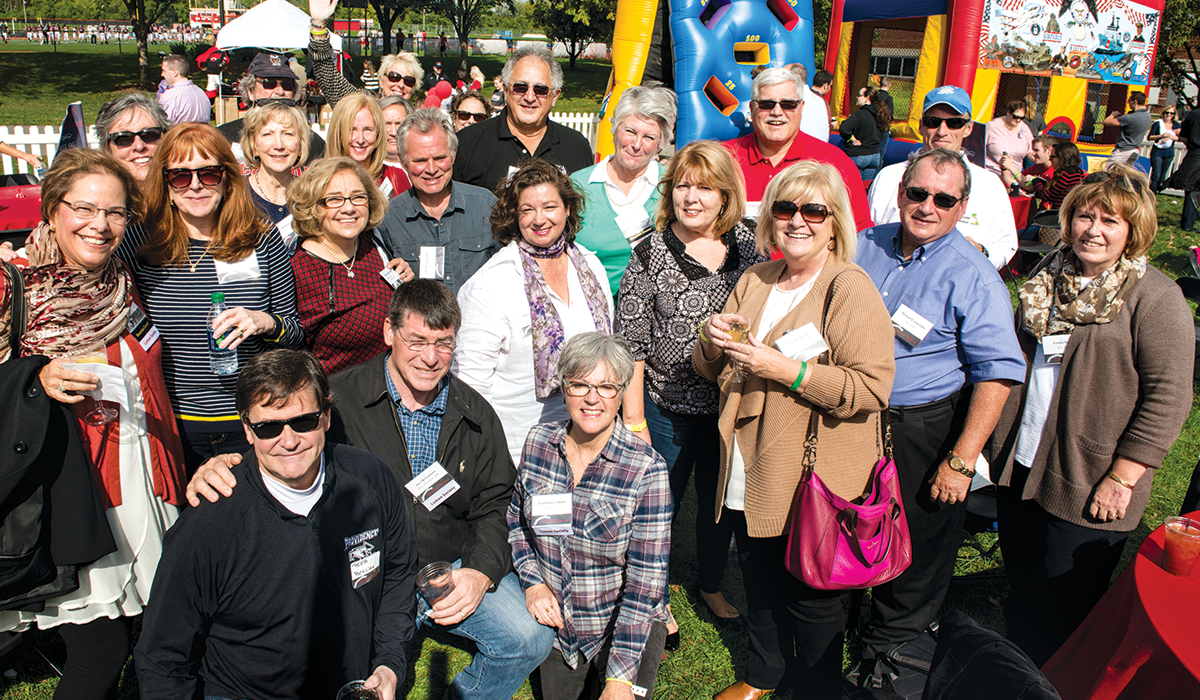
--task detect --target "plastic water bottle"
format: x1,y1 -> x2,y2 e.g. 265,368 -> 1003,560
208,292 -> 238,375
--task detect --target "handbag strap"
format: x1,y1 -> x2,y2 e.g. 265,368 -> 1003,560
2,260 -> 24,360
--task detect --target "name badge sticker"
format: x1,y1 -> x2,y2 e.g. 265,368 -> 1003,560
419,246 -> 446,280
126,302 -> 160,351
616,210 -> 651,242
213,252 -> 261,284
404,460 -> 461,511
1041,334 -> 1070,365
348,541 -> 380,589
775,322 -> 829,362
530,493 -> 573,536
891,304 -> 934,348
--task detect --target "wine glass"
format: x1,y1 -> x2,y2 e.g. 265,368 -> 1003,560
719,313 -> 750,388
69,342 -> 118,426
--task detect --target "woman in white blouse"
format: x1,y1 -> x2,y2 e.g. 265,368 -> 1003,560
454,159 -> 613,463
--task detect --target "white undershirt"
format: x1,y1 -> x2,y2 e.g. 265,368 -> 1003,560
261,455 -> 326,516
1013,341 -> 1064,467
590,156 -> 659,239
725,275 -> 819,510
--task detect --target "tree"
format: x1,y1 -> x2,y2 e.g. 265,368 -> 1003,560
1156,0 -> 1200,109
529,0 -> 614,69
121,0 -> 179,89
368,0 -> 417,54
422,0 -> 513,58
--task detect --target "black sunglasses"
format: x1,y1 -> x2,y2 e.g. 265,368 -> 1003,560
256,97 -> 298,108
754,99 -> 801,112
245,411 -> 323,440
904,187 -> 964,209
771,200 -> 832,225
107,127 -> 165,148
921,115 -> 971,130
165,166 -> 226,190
456,110 -> 488,123
256,77 -> 296,91
386,72 -> 417,87
509,82 -> 552,97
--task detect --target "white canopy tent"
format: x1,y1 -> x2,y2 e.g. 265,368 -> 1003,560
215,0 -> 343,52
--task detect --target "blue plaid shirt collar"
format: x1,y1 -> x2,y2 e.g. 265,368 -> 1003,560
383,357 -> 449,476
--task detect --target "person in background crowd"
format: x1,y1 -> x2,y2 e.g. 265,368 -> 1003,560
450,90 -> 493,131
993,165 -> 1193,666
572,85 -> 677,295
618,140 -> 765,641
217,52 -> 326,166
999,133 -> 1056,191
867,85 -> 1018,270
325,93 -> 410,198
0,141 -> 44,172
785,62 -> 829,142
1148,105 -> 1181,193
158,53 -> 211,125
722,67 -> 872,230
379,96 -> 411,168
454,45 -> 593,192
360,60 -> 381,93
699,160 -> 895,700
840,85 -> 890,183
875,75 -> 895,118
454,158 -> 612,464
985,99 -> 1035,176
1011,140 -> 1086,213
1104,90 -> 1152,167
470,65 -> 486,90
94,93 -> 171,185
1167,103 -> 1200,231
425,61 -> 449,91
0,147 -> 187,700
240,101 -> 311,227
509,332 -> 672,700
490,75 -> 505,109
377,53 -> 423,100
851,148 -> 1026,688
306,0 -> 421,107
115,123 -> 303,472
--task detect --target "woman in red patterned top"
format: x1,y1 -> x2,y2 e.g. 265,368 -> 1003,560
287,157 -> 415,373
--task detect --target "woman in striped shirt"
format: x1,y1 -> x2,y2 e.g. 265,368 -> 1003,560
116,123 -> 303,472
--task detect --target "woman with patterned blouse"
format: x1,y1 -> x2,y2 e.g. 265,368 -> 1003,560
287,157 -> 416,374
618,140 -> 765,635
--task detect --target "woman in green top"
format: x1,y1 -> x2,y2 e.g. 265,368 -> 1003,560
571,86 -> 677,295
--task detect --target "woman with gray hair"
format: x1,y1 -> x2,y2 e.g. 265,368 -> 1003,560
571,85 -> 677,296
94,93 -> 171,184
508,332 -> 672,700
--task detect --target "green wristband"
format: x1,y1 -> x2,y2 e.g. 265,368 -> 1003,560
790,362 -> 807,392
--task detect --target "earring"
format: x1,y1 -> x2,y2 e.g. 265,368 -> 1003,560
828,240 -> 836,251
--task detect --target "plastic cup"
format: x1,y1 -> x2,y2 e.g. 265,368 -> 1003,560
335,680 -> 380,700
1162,516 -> 1200,576
416,561 -> 456,603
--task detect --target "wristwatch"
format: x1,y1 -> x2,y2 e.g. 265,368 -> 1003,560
946,450 -> 976,478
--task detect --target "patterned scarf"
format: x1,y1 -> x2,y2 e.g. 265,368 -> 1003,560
1018,246 -> 1147,339
517,237 -> 611,399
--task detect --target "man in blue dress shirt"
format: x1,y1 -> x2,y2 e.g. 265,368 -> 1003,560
852,148 -> 1026,684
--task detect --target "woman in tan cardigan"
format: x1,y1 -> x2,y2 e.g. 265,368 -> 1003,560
696,161 -> 895,700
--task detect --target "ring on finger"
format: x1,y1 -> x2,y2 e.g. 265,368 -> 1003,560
58,381 -> 64,392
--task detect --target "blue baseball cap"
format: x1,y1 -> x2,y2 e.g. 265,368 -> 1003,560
923,85 -> 972,116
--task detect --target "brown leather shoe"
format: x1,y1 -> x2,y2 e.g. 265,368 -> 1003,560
712,681 -> 771,700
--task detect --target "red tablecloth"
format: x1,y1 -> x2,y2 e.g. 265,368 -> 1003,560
0,185 -> 42,232
1041,514 -> 1200,699
1009,195 -> 1032,231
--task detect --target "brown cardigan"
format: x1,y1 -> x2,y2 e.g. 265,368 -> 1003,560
693,258 -> 896,538
991,265 -> 1194,531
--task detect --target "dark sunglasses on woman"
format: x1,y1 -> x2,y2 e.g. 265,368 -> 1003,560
165,166 -> 226,190
107,127 -> 165,148
245,411 -> 323,440
456,110 -> 488,123
771,201 -> 832,224
386,72 -> 417,87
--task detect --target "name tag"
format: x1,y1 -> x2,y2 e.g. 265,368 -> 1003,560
1041,334 -> 1070,365
213,252 -> 261,284
404,460 -> 461,511
745,201 -> 762,220
632,684 -> 648,697
379,177 -> 395,199
775,322 -> 829,362
419,246 -> 446,280
348,542 -> 380,589
616,210 -> 651,242
530,493 -> 573,536
891,304 -> 934,348
276,215 -> 297,251
126,302 -> 159,351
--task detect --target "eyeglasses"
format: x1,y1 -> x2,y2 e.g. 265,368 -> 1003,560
399,334 -> 456,354
61,201 -> 131,225
165,166 -> 226,190
509,82 -> 552,97
456,110 -> 488,123
1164,111 -> 1176,116
245,410 -> 323,440
107,127 -> 164,148
563,381 -> 625,399
903,187 -> 964,209
771,200 -> 832,225
753,99 -> 801,112
921,115 -> 971,130
256,77 -> 296,92
386,72 -> 417,87
319,193 -> 370,208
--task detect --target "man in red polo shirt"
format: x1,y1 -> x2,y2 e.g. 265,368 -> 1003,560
723,67 -> 873,232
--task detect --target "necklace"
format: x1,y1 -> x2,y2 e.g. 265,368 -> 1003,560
252,169 -> 288,206
189,241 -> 215,274
317,237 -> 358,278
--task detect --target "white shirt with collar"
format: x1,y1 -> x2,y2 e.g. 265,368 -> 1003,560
800,85 -> 831,142
587,155 -> 661,229
866,155 -> 1017,270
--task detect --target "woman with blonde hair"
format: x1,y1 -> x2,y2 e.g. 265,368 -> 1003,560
697,160 -> 895,699
239,101 -> 311,227
116,123 -> 303,471
325,93 -> 410,198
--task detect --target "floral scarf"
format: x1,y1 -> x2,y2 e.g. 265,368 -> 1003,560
517,237 -> 611,398
1018,246 -> 1147,339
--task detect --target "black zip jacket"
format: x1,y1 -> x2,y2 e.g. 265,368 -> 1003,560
135,443 -> 417,700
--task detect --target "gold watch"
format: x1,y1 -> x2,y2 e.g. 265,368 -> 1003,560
946,450 -> 976,478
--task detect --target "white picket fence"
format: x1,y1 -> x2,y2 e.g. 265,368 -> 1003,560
0,111 -> 603,176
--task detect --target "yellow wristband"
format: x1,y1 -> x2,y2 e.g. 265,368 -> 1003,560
1107,471 -> 1135,489
625,420 -> 647,433
605,678 -> 634,687
698,326 -> 711,344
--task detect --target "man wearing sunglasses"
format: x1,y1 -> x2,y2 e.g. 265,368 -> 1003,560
453,44 -> 593,192
376,109 -> 498,294
216,52 -> 328,166
186,282 -> 553,700
138,350 -> 418,700
866,85 -> 1017,271
722,67 -> 873,232
157,53 -> 211,125
851,148 -> 1025,690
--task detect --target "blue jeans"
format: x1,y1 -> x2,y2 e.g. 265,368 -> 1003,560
1150,148 -> 1174,192
416,565 -> 554,699
642,395 -> 732,595
850,152 -> 882,183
